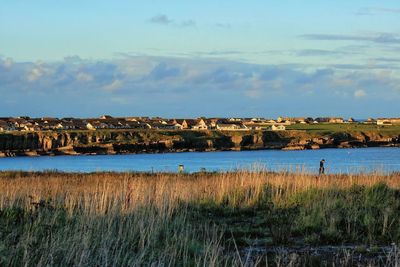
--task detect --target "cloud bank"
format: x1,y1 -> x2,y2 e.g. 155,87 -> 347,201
300,33 -> 400,44
0,56 -> 399,118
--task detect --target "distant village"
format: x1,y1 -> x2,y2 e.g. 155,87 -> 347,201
0,116 -> 399,132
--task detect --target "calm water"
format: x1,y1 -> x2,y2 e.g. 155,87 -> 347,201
0,147 -> 399,174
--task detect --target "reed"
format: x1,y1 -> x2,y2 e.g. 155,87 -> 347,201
0,170 -> 399,266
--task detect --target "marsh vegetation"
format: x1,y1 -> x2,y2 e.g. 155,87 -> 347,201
1,170 -> 400,266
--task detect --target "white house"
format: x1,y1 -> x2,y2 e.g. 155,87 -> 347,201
86,122 -> 109,130
243,123 -> 272,130
271,125 -> 286,131
191,119 -> 208,130
377,118 -> 400,125
216,123 -> 247,131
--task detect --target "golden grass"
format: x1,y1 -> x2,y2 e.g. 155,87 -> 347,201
1,171 -> 400,266
1,171 -> 399,213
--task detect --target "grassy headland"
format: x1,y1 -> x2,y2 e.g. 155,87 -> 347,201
1,171 -> 400,266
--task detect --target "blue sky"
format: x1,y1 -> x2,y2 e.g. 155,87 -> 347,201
1,1 -> 400,118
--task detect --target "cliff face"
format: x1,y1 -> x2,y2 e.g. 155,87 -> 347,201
0,130 -> 399,157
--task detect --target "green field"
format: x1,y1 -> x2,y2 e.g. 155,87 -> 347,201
286,123 -> 400,135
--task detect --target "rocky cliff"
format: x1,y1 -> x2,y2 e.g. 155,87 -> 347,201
0,130 -> 399,157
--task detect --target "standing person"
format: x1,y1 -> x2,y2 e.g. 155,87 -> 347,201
319,159 -> 325,175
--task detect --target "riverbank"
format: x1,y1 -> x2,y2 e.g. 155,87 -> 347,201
0,127 -> 399,157
1,171 -> 399,266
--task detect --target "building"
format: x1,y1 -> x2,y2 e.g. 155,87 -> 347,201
216,123 -> 247,131
243,122 -> 272,130
377,118 -> 400,125
181,119 -> 197,129
329,117 -> 344,123
281,117 -> 310,124
364,118 -> 377,124
56,121 -> 76,130
86,121 -> 109,130
150,123 -> 182,130
271,125 -> 286,131
0,120 -> 14,131
315,117 -> 344,123
22,123 -> 41,131
100,115 -> 113,119
191,119 -> 208,130
122,121 -> 151,129
204,118 -> 222,129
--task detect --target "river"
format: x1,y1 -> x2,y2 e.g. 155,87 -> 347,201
0,147 -> 399,174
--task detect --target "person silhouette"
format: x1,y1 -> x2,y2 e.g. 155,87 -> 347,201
319,159 -> 325,175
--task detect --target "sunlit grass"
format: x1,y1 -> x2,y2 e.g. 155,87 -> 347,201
1,170 -> 400,266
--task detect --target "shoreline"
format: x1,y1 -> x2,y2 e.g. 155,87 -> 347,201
0,129 -> 399,158
0,142 -> 399,158
1,169 -> 399,176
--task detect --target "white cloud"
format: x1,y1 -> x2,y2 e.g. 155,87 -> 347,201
76,72 -> 93,82
3,57 -> 13,69
27,67 -> 45,82
104,79 -> 123,91
354,89 -> 366,98
26,61 -> 51,82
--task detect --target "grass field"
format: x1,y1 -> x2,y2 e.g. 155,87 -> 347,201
1,171 -> 400,266
286,123 -> 400,135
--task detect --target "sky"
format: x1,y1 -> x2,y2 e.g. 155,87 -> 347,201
1,1 -> 400,118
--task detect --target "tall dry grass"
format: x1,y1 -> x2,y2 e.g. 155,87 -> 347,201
1,171 -> 399,212
0,170 -> 400,266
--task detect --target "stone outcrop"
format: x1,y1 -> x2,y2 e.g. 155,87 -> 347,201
0,130 -> 398,157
